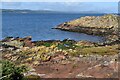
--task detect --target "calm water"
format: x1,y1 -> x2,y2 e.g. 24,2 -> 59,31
2,12 -> 104,42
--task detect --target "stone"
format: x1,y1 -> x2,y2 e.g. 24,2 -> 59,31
33,61 -> 39,65
11,56 -> 19,61
51,54 -> 66,62
4,53 -> 12,58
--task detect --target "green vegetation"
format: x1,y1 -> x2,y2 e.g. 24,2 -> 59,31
80,45 -> 118,55
34,41 -> 54,47
57,40 -> 77,50
1,60 -> 27,80
42,43 -> 53,47
24,75 -> 41,80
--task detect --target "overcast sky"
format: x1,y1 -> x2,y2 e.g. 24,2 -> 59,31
1,2 -> 118,13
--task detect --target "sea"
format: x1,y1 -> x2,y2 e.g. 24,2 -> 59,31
2,12 -> 105,42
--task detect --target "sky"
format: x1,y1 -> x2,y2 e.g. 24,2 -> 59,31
1,0 -> 119,2
1,2 -> 118,13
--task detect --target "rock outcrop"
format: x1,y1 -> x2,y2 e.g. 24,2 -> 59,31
55,14 -> 119,36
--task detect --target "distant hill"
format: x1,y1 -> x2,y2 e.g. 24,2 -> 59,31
1,9 -> 61,13
1,9 -> 107,14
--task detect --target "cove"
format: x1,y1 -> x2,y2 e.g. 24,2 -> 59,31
2,12 -> 104,42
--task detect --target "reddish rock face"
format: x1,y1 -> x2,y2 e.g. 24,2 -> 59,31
23,39 -> 34,47
20,36 -> 34,47
23,40 -> 33,47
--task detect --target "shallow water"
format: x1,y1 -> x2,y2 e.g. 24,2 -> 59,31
2,12 -> 104,42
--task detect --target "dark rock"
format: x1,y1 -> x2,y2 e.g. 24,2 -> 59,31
2,37 -> 14,42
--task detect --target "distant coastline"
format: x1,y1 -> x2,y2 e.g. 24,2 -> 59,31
1,9 -> 112,14
1,9 -> 62,14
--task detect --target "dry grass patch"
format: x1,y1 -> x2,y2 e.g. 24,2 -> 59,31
80,45 -> 118,55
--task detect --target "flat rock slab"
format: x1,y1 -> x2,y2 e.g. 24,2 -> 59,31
34,60 -> 119,78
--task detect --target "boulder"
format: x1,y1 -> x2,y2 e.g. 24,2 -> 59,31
22,36 -> 34,47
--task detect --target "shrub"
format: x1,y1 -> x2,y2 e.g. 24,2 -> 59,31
0,60 -> 27,80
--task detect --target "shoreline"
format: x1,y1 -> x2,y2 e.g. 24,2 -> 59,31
1,14 -> 119,78
53,14 -> 119,45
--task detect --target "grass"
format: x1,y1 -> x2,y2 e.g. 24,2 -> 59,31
34,41 -> 54,47
57,40 -> 77,50
79,45 -> 119,55
65,44 -> 119,56
24,75 -> 40,80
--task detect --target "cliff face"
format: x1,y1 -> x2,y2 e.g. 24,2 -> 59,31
56,14 -> 119,36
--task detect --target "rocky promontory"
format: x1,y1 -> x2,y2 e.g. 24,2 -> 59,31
55,14 -> 119,36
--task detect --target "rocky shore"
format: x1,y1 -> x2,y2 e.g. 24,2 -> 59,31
1,14 -> 119,79
54,14 -> 119,44
1,36 -> 119,79
55,14 -> 119,35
